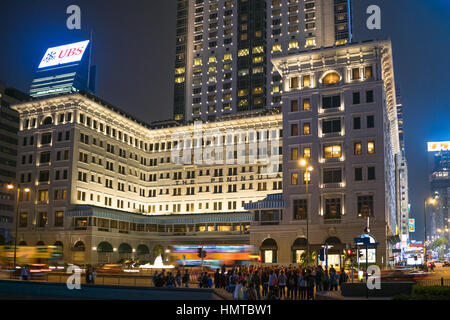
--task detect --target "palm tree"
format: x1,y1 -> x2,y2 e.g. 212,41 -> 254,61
299,251 -> 317,267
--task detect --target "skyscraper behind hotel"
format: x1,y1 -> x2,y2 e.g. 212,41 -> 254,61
173,0 -> 353,122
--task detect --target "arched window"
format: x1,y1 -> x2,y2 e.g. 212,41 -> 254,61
42,116 -> 53,126
292,238 -> 308,263
36,241 -> 45,246
72,241 -> 85,252
97,241 -> 113,253
54,241 -> 63,248
118,243 -> 132,254
136,244 -> 150,256
321,71 -> 341,85
260,238 -> 278,263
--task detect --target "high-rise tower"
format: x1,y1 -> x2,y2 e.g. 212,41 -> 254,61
173,0 -> 353,122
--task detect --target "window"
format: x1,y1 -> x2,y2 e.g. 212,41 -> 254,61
303,98 -> 310,111
39,170 -> 50,182
291,173 -> 298,185
291,123 -> 298,136
293,199 -> 307,220
40,152 -> 51,163
303,147 -> 311,159
352,68 -> 360,80
354,142 -> 362,155
322,119 -> 341,134
365,66 -> 373,79
323,145 -> 341,159
367,115 -> 375,128
353,92 -> 360,105
358,196 -> 374,217
367,141 -> 375,154
303,122 -> 310,135
38,190 -> 48,202
38,212 -> 47,227
19,212 -> 28,228
325,198 -> 341,218
55,211 -> 64,227
290,100 -> 298,112
366,90 -> 374,103
322,72 -> 340,85
323,168 -> 342,184
41,133 -> 52,145
322,95 -> 341,109
353,116 -> 361,130
368,166 -> 376,180
303,75 -> 311,88
290,77 -> 299,89
355,167 -> 363,181
291,148 -> 298,161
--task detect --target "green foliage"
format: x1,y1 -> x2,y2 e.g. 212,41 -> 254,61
299,251 -> 317,267
432,237 -> 449,249
395,285 -> 450,300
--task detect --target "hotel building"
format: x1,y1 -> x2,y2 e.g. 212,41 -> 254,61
249,39 -> 401,267
173,0 -> 353,122
11,92 -> 282,264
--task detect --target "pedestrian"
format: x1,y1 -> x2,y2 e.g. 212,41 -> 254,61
182,270 -> 190,288
315,265 -> 324,292
234,279 -> 243,299
329,269 -> 339,291
323,268 -> 330,291
20,265 -> 30,281
85,265 -> 92,285
91,267 -> 97,285
252,270 -> 261,300
175,270 -> 182,287
261,269 -> 269,298
306,269 -> 315,300
298,270 -> 307,300
152,271 -> 159,287
278,270 -> 287,299
339,268 -> 348,289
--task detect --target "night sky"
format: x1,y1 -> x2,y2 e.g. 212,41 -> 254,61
1,0 -> 449,241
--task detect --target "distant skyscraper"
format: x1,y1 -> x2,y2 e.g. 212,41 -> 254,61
427,141 -> 450,243
0,82 -> 30,243
29,40 -> 96,98
173,0 -> 353,122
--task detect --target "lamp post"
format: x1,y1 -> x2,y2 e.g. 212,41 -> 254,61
299,159 -> 313,266
7,184 -> 31,268
424,197 -> 437,267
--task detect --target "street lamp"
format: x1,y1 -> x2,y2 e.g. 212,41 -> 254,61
299,158 -> 313,266
7,184 -> 31,268
424,197 -> 438,267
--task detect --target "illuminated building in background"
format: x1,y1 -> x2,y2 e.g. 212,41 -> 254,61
427,141 -> 450,242
257,39 -> 402,267
173,0 -> 353,122
395,88 -> 410,256
29,40 -> 96,99
0,83 -> 30,243
11,92 -> 282,265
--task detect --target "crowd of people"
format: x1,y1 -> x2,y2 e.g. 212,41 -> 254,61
150,264 -> 349,300
215,265 -> 349,300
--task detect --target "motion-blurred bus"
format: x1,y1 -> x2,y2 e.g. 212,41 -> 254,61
168,245 -> 259,269
0,245 -> 63,266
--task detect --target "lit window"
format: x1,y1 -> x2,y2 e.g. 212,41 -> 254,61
175,76 -> 185,83
289,40 -> 299,50
253,66 -> 264,74
238,89 -> 248,97
352,68 -> 360,80
303,98 -> 311,110
290,77 -> 299,89
208,66 -> 217,73
303,75 -> 311,87
368,141 -> 375,154
365,66 -> 373,79
291,173 -> 298,185
305,37 -> 316,47
175,67 -> 185,75
272,44 -> 282,52
291,148 -> 298,161
253,87 -> 263,94
193,58 -> 202,66
322,72 -> 340,85
324,145 -> 342,159
303,122 -> 310,135
253,56 -> 264,64
238,99 -> 248,107
224,53 -> 232,61
354,142 -> 362,155
272,86 -> 280,93
208,56 -> 217,63
223,63 -> 232,70
303,147 -> 311,159
252,46 -> 264,54
238,48 -> 249,56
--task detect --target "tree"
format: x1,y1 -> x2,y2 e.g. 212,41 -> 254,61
432,237 -> 449,259
299,251 -> 317,267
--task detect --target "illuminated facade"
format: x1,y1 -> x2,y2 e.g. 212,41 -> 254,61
427,141 -> 450,243
250,40 -> 401,267
11,92 -> 282,264
173,0 -> 353,122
